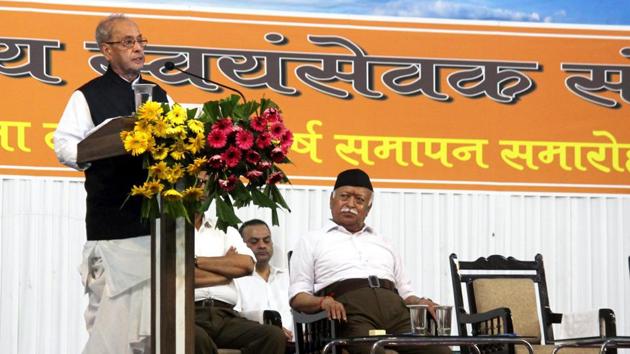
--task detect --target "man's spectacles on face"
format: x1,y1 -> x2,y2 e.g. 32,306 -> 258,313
105,37 -> 148,49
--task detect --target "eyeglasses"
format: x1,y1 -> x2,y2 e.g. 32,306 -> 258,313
105,37 -> 148,49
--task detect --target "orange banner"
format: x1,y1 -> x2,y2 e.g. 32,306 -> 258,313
1,2 -> 630,193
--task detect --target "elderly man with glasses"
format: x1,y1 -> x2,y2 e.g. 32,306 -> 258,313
289,169 -> 450,354
54,14 -> 171,354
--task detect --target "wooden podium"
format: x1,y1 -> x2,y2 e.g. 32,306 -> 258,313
78,117 -> 195,354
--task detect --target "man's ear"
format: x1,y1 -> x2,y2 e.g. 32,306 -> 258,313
100,44 -> 112,61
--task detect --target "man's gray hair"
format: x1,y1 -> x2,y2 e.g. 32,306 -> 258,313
95,14 -> 129,47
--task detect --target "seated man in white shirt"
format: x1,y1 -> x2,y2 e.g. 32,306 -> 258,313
289,169 -> 450,354
235,219 -> 294,341
194,213 -> 286,354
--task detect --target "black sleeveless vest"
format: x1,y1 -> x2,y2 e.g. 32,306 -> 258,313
79,66 -> 168,240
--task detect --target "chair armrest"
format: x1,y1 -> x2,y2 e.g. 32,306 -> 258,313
543,306 -> 563,325
598,308 -> 616,336
458,307 -> 514,336
292,309 -> 330,323
263,310 -> 283,328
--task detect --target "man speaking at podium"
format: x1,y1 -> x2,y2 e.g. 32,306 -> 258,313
54,14 -> 170,354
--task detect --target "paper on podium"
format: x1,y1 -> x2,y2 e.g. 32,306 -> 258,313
77,116 -> 135,163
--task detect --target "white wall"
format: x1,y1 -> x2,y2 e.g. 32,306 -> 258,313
1,175 -> 629,353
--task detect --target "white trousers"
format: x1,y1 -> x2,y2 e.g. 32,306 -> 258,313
81,236 -> 151,354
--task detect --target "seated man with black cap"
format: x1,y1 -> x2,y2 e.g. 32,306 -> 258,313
289,169 -> 450,354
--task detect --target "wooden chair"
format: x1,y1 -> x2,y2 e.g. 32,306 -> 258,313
449,253 -> 616,354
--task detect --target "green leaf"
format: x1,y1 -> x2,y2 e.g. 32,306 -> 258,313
271,185 -> 291,211
271,208 -> 279,226
231,182 -> 251,208
215,195 -> 241,228
202,100 -> 221,122
250,187 -> 275,208
187,107 -> 199,119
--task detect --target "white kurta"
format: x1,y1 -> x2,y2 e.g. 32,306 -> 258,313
235,266 -> 294,334
194,219 -> 256,310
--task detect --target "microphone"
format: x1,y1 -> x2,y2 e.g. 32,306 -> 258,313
163,61 -> 246,102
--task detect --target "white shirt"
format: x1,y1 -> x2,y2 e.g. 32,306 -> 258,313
289,219 -> 417,301
54,90 -> 95,170
194,219 -> 256,309
235,266 -> 294,333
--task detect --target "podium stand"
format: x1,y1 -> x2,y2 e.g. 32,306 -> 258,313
78,117 -> 195,354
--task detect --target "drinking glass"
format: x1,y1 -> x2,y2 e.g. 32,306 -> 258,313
435,305 -> 453,336
132,83 -> 155,110
408,304 -> 428,335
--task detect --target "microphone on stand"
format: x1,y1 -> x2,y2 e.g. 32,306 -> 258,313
163,61 -> 247,102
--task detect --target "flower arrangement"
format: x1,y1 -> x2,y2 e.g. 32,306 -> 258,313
120,94 -> 292,232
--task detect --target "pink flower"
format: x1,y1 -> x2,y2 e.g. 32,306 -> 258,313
235,130 -> 254,150
263,108 -> 282,123
245,169 -> 263,181
269,121 -> 286,139
266,171 -> 284,185
270,147 -> 286,163
250,115 -> 267,132
258,161 -> 272,170
256,132 -> 272,149
221,146 -> 242,168
208,154 -> 223,169
212,118 -> 233,134
281,130 -> 293,150
245,150 -> 261,164
219,175 -> 237,191
207,129 -> 227,149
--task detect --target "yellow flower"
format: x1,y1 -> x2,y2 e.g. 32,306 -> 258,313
152,118 -> 168,138
166,104 -> 187,125
182,186 -> 205,201
151,144 -> 169,161
120,130 -> 130,141
131,184 -> 152,198
187,119 -> 204,134
165,163 -> 184,183
145,180 -> 164,195
185,133 -> 206,154
165,124 -> 185,137
123,131 -> 150,156
162,188 -> 183,201
170,150 -> 184,160
134,119 -> 152,134
169,140 -> 186,160
186,157 -> 207,175
149,161 -> 168,180
137,101 -> 163,121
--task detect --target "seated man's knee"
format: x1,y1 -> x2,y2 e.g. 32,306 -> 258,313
264,324 -> 286,343
195,325 -> 217,354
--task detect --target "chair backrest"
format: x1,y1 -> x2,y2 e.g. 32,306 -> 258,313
450,253 -> 555,344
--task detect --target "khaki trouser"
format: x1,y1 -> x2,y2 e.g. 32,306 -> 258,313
195,304 -> 286,354
336,287 -> 451,354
